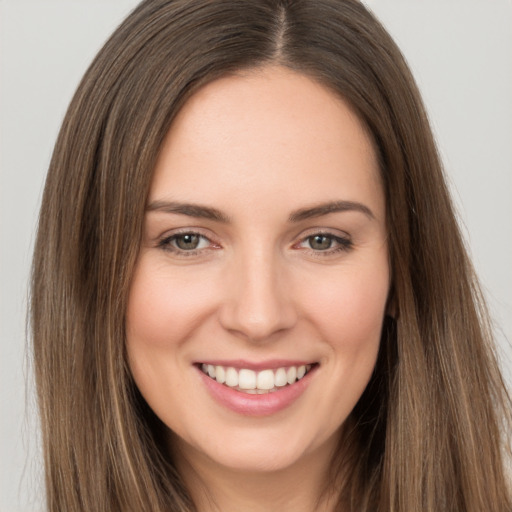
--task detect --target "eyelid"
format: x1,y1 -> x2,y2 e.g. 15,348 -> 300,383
293,226 -> 352,242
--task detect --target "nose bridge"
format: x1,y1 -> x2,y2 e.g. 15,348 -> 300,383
219,243 -> 296,341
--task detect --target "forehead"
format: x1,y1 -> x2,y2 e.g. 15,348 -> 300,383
149,66 -> 383,219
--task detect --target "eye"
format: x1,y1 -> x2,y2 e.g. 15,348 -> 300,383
158,232 -> 214,254
307,234 -> 336,251
172,233 -> 207,251
296,232 -> 353,254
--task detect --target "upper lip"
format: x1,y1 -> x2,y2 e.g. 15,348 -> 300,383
195,359 -> 317,371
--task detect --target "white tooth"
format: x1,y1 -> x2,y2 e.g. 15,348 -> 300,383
244,389 -> 258,394
287,366 -> 297,384
238,369 -> 256,390
207,364 -> 216,378
274,368 -> 288,387
215,366 -> 225,384
225,367 -> 238,387
201,363 -> 208,374
297,365 -> 306,379
257,369 -> 275,390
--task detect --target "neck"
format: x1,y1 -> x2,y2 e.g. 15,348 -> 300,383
172,436 -> 341,512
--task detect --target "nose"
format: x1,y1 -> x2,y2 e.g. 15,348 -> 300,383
218,248 -> 298,343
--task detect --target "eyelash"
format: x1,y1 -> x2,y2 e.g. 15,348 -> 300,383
157,231 -> 353,257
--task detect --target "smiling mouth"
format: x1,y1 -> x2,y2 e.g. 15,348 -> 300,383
199,363 -> 316,394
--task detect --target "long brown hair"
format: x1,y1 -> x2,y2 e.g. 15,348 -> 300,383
31,1 -> 511,510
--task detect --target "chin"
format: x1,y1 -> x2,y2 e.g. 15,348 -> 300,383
169,418 -> 341,476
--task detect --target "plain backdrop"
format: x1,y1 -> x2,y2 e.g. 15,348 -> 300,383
1,1 -> 511,510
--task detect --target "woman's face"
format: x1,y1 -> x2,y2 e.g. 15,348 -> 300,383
126,66 -> 389,475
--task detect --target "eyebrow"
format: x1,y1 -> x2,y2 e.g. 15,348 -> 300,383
146,200 -> 230,223
146,199 -> 374,223
288,200 -> 375,222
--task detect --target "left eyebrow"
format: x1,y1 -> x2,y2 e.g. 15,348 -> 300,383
288,200 -> 375,222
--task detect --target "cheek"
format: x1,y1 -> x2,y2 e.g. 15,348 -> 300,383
124,259 -> 218,426
299,260 -> 390,351
126,259 -> 215,350
298,262 -> 388,426
124,259 -> 216,408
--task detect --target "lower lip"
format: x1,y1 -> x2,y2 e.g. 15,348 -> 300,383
197,366 -> 317,416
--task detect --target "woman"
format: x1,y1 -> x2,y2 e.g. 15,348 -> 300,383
31,0 -> 511,511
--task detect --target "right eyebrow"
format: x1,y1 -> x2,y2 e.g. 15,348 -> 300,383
146,200 -> 231,223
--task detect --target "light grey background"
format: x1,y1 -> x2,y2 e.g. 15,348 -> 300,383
1,1 -> 510,510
